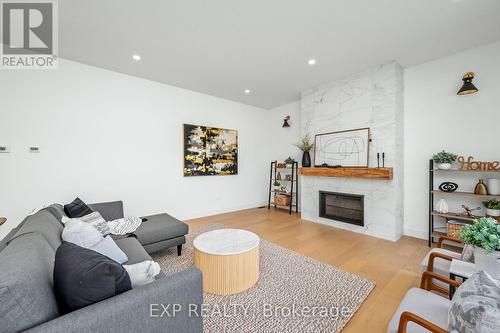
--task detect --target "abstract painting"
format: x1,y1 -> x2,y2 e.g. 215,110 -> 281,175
183,124 -> 238,176
314,128 -> 370,167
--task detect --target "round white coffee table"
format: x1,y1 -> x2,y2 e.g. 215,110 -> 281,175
193,229 -> 260,295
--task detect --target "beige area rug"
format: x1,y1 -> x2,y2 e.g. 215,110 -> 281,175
152,224 -> 375,333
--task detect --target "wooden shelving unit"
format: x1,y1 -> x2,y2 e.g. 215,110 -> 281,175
268,161 -> 298,214
428,159 -> 500,246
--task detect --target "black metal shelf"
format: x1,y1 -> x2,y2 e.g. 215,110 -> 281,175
268,161 -> 299,214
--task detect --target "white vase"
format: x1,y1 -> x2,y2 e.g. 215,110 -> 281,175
437,163 -> 452,170
486,208 -> 500,217
474,247 -> 500,280
436,199 -> 449,214
488,179 -> 500,195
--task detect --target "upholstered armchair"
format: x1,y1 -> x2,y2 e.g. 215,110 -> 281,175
420,236 -> 464,296
387,271 -> 461,333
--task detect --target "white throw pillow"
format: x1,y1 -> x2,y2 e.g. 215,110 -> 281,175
89,236 -> 128,264
123,261 -> 161,288
62,219 -> 103,248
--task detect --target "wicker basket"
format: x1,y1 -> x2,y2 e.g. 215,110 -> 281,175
274,194 -> 291,206
447,221 -> 465,239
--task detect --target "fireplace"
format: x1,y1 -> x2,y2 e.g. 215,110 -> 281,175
319,191 -> 364,226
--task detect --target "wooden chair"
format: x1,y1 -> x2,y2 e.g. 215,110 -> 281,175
387,271 -> 461,333
420,236 -> 464,296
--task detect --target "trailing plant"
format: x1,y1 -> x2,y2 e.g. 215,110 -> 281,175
294,134 -> 314,152
460,217 -> 500,253
285,156 -> 295,165
273,180 -> 281,187
432,150 -> 458,164
483,198 -> 500,210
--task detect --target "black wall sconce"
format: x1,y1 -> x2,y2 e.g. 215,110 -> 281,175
282,115 -> 291,127
457,72 -> 479,95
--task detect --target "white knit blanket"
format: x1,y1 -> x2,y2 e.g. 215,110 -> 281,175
107,216 -> 142,235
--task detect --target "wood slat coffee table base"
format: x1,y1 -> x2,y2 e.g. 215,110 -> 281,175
194,246 -> 259,295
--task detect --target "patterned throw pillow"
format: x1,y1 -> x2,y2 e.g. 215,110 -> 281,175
448,271 -> 500,333
61,212 -> 110,235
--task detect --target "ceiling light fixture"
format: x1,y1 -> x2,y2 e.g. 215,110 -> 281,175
308,59 -> 316,66
132,54 -> 141,61
244,89 -> 251,94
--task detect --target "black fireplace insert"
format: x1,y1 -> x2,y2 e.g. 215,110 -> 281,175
319,191 -> 364,226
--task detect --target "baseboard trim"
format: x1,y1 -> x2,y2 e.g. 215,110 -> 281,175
403,227 -> 427,240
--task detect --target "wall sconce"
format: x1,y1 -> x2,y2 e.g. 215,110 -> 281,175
282,115 -> 291,128
457,72 -> 479,95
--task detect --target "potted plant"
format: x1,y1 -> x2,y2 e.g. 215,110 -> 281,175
432,150 -> 458,170
273,180 -> 281,191
294,134 -> 314,167
483,198 -> 500,217
460,217 -> 500,279
284,156 -> 296,166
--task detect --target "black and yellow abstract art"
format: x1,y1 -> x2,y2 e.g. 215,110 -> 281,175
183,124 -> 238,176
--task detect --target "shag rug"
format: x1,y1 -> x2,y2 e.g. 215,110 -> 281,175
152,224 -> 375,333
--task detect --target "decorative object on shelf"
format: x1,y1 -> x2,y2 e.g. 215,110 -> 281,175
282,115 -> 291,128
488,179 -> 500,195
436,199 -> 449,214
314,127 -> 370,167
276,162 -> 287,168
280,186 -> 288,193
273,180 -> 281,190
439,182 -> 458,192
285,174 -> 292,181
294,134 -> 314,167
284,156 -> 295,165
0,217 -> 6,226
474,179 -> 488,195
276,172 -> 282,180
274,194 -> 291,206
459,217 -> 500,279
457,72 -> 479,95
459,205 -> 481,217
183,124 -> 238,176
447,220 -> 465,239
457,156 -> 500,171
432,150 -> 457,170
483,199 -> 500,218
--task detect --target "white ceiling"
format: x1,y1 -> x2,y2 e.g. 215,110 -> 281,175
60,0 -> 500,109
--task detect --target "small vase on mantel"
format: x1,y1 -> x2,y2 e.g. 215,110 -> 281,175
302,151 -> 311,167
474,179 -> 488,195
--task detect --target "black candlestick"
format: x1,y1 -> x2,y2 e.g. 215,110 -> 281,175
377,153 -> 380,168
382,152 -> 385,168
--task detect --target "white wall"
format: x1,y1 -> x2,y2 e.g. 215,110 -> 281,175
268,101 -> 302,163
0,59 -> 271,239
404,41 -> 500,239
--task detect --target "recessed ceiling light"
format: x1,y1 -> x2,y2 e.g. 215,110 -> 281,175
132,54 -> 141,61
308,59 -> 316,66
244,89 -> 251,94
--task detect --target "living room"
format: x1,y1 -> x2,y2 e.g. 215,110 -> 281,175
1,1 -> 500,332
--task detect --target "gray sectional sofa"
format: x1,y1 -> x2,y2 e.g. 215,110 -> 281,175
0,202 -> 203,333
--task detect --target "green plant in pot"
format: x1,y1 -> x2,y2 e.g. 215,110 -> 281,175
273,180 -> 281,191
432,150 -> 458,170
294,134 -> 314,167
460,217 -> 500,279
284,156 -> 296,166
483,198 -> 500,217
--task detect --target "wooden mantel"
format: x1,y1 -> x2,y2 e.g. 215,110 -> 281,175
298,167 -> 393,180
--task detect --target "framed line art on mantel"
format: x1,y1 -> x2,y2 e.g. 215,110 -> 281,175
183,124 -> 238,176
314,128 -> 370,168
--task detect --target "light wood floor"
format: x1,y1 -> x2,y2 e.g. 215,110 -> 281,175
187,207 -> 430,333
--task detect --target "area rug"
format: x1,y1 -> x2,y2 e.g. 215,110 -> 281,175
152,224 -> 375,333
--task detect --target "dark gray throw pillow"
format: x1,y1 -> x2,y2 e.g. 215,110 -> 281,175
64,197 -> 93,218
53,242 -> 131,313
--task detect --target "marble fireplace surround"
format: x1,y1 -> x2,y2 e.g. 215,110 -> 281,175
299,62 -> 404,242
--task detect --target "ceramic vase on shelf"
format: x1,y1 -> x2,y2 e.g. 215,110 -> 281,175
436,199 -> 449,214
488,179 -> 500,195
474,247 -> 500,280
486,208 -> 500,218
437,163 -> 452,170
301,151 -> 311,167
474,179 -> 488,195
